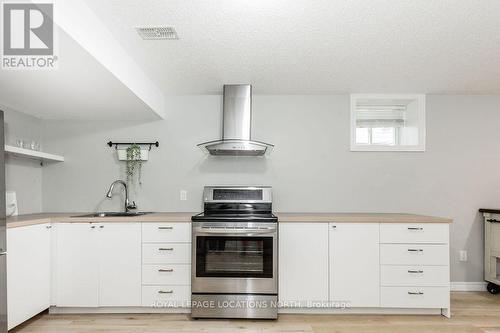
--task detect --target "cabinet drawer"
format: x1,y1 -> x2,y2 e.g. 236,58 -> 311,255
142,285 -> 191,307
142,264 -> 190,285
380,244 -> 449,265
142,223 -> 191,243
381,286 -> 449,308
142,243 -> 191,264
380,224 -> 448,244
381,265 -> 449,287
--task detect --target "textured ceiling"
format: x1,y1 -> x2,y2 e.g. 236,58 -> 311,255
85,0 -> 500,94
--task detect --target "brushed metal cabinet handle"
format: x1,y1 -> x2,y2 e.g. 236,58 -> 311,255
46,225 -> 52,229
408,227 -> 424,231
158,248 -> 174,251
408,291 -> 424,295
408,270 -> 424,274
90,226 -> 96,229
158,226 -> 173,230
158,269 -> 174,272
407,249 -> 423,252
158,290 -> 173,294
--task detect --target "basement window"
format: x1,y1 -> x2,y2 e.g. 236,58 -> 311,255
350,94 -> 426,151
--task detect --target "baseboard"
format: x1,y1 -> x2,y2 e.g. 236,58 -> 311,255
49,306 -> 191,314
451,282 -> 487,291
279,308 -> 443,316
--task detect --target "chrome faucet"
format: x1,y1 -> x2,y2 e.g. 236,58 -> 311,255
105,180 -> 137,212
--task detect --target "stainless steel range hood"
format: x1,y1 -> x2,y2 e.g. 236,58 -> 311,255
197,84 -> 274,156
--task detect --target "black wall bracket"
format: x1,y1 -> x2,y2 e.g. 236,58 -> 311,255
107,141 -> 160,151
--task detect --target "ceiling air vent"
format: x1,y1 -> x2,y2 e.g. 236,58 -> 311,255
135,26 -> 178,40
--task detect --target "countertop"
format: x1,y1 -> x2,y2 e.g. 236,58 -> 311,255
276,213 -> 452,223
6,212 -> 452,229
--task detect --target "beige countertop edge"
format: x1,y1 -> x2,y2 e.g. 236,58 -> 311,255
6,212 -> 452,229
277,213 -> 452,224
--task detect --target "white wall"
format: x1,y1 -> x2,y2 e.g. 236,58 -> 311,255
2,107 -> 44,214
40,94 -> 500,283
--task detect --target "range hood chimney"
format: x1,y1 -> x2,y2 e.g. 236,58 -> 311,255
197,84 -> 274,156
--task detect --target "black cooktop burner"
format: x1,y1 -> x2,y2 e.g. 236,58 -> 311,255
191,212 -> 278,223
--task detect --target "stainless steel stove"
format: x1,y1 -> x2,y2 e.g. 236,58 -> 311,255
191,186 -> 278,319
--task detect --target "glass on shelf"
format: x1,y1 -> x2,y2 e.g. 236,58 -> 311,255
30,141 -> 40,151
14,139 -> 41,151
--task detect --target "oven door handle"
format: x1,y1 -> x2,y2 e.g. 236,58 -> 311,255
194,227 -> 276,235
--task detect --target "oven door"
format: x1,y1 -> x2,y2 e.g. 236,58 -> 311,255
192,222 -> 277,294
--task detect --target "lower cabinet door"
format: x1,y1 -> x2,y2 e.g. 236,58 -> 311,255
142,264 -> 191,285
381,286 -> 450,308
330,223 -> 380,307
380,265 -> 450,287
7,224 -> 51,329
142,285 -> 191,308
98,223 -> 142,306
56,223 -> 99,307
142,243 -> 191,264
380,244 -> 449,265
279,223 -> 329,307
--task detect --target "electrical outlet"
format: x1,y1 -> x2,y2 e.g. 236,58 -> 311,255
180,190 -> 187,201
459,250 -> 468,262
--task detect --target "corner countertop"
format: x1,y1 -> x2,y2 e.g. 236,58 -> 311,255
6,212 -> 452,229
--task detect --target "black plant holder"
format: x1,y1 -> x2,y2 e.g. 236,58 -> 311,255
107,141 -> 159,151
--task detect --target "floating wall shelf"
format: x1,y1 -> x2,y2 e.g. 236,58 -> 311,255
5,145 -> 64,163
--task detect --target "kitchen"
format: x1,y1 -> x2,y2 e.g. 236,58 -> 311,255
1,0 -> 500,332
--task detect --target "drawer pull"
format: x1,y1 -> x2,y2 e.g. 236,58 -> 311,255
407,227 -> 424,231
487,219 -> 500,223
90,226 -> 96,229
158,247 -> 174,251
408,291 -> 424,295
408,269 -> 424,274
407,248 -> 423,252
158,268 -> 174,272
46,225 -> 52,229
158,290 -> 174,294
158,226 -> 174,230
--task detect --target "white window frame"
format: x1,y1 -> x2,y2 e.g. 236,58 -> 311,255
350,94 -> 426,152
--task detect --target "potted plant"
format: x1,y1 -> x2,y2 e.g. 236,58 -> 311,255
124,144 -> 144,185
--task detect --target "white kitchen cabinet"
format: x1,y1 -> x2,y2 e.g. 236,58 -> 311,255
379,222 -> 450,316
142,243 -> 191,264
380,224 -> 449,244
7,223 -> 51,330
55,223 -> 99,307
329,223 -> 380,307
279,223 -> 329,307
98,224 -> 141,306
142,264 -> 191,285
380,286 -> 449,308
380,244 -> 449,266
55,223 -> 141,307
380,266 -> 449,287
142,285 -> 191,307
142,223 -> 191,243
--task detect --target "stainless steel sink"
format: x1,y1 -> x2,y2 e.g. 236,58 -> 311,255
72,212 -> 153,218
